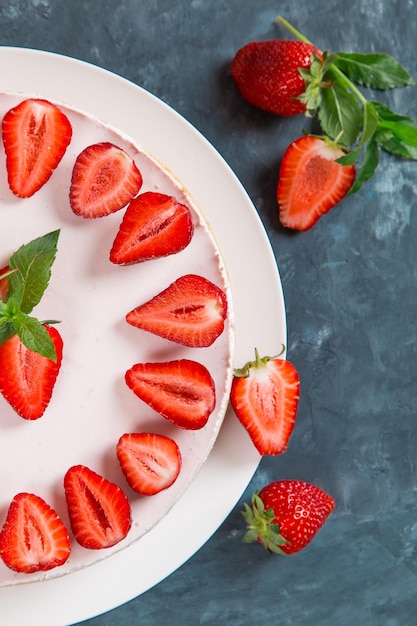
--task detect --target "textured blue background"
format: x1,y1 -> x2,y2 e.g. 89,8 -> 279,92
1,1 -> 416,624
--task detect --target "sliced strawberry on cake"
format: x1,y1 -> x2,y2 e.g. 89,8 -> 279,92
126,273 -> 228,347
125,359 -> 216,429
0,324 -> 63,420
2,98 -> 72,197
110,191 -> 194,264
64,465 -> 131,550
117,432 -> 182,496
70,142 -> 143,218
0,492 -> 71,573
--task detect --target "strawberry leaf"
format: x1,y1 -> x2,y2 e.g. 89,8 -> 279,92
337,102 -> 379,166
378,134 -> 417,159
318,76 -> 361,146
7,230 -> 60,314
372,101 -> 417,158
361,102 -> 380,144
334,52 -> 415,89
349,136 -> 380,195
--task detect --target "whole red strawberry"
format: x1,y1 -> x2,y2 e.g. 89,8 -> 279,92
242,480 -> 335,554
231,40 -> 320,116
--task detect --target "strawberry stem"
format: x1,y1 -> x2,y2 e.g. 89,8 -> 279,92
277,15 -> 368,107
276,16 -> 311,44
327,63 -> 368,107
233,345 -> 285,378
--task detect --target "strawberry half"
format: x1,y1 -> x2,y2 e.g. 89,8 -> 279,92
0,492 -> 71,573
0,325 -> 63,420
230,349 -> 300,456
126,273 -> 228,347
231,40 -> 320,116
125,359 -> 216,430
242,480 -> 335,554
277,135 -> 356,231
117,432 -> 182,496
64,465 -> 131,550
2,98 -> 72,197
69,142 -> 143,218
109,191 -> 194,265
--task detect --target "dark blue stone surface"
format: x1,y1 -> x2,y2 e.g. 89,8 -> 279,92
1,1 -> 416,624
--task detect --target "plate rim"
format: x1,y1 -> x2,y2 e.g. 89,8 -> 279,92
0,46 -> 286,625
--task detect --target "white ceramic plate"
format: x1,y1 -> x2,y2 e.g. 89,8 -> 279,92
0,48 -> 285,625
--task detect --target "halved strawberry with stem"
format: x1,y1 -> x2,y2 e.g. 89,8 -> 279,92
69,142 -> 143,218
0,492 -> 71,573
125,359 -> 216,430
126,273 -> 228,347
117,432 -> 182,496
277,135 -> 356,231
0,324 -> 63,420
242,480 -> 335,554
109,191 -> 194,265
64,465 -> 131,550
2,98 -> 72,197
230,348 -> 300,455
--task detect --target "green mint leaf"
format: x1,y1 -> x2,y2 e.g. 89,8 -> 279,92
318,73 -> 361,146
8,230 -> 60,314
349,136 -> 380,195
334,52 -> 415,89
12,312 -> 57,361
0,302 -> 15,345
0,321 -> 15,346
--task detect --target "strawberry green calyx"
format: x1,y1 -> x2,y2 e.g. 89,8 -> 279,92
241,492 -> 289,554
296,51 -> 331,117
277,16 -> 417,194
233,345 -> 285,378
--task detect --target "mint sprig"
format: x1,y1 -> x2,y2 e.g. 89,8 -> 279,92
0,230 -> 60,361
277,17 -> 417,194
